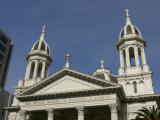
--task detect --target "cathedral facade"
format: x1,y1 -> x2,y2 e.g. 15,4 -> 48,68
6,11 -> 159,120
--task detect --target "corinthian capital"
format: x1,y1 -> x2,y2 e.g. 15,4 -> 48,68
76,106 -> 84,115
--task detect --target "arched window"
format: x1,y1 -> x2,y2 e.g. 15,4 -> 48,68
34,42 -> 39,50
121,29 -> 124,37
41,42 -> 45,51
126,25 -> 132,34
129,47 -> 135,66
139,81 -> 144,93
37,62 -> 43,78
133,81 -> 137,93
135,27 -> 139,35
126,82 -> 130,94
29,62 -> 35,79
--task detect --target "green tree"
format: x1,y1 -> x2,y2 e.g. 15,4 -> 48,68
133,106 -> 160,120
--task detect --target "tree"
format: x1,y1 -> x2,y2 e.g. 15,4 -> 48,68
133,106 -> 160,120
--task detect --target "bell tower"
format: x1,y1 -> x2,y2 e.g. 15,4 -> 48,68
117,10 -> 154,96
20,25 -> 52,87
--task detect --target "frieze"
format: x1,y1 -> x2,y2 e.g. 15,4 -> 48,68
24,95 -> 113,106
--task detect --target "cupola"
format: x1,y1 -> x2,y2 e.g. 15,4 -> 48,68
119,9 -> 142,40
31,25 -> 50,55
93,60 -> 111,81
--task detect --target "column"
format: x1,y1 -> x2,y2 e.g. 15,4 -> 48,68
24,62 -> 31,80
76,106 -> 84,120
33,61 -> 38,79
141,48 -> 149,72
41,62 -> 46,78
119,50 -> 124,68
134,46 -> 140,66
141,48 -> 147,65
125,47 -> 130,67
47,109 -> 54,120
19,110 -> 26,120
110,104 -> 118,120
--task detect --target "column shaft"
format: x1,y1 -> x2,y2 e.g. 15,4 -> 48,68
77,106 -> 84,120
134,46 -> 140,66
47,109 -> 54,120
110,105 -> 118,120
119,50 -> 124,68
33,61 -> 38,79
141,48 -> 147,65
41,62 -> 46,78
125,47 -> 130,67
24,62 -> 31,80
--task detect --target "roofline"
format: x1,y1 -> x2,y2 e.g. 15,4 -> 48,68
17,86 -> 122,101
18,68 -> 121,96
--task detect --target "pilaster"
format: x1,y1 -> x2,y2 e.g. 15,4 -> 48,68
110,104 -> 118,120
76,106 -> 84,120
46,109 -> 54,120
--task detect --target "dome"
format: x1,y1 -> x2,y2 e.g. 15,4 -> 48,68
31,26 -> 50,55
31,40 -> 50,54
119,10 -> 142,40
119,23 -> 142,39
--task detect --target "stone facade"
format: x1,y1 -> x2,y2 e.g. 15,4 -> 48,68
5,11 -> 159,120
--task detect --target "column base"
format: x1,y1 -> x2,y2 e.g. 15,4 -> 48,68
118,67 -> 124,75
143,64 -> 150,72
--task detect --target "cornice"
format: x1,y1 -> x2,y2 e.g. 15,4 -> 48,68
18,68 -> 120,96
116,36 -> 146,49
17,87 -> 122,101
125,94 -> 160,103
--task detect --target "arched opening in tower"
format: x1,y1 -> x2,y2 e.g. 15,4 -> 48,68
133,81 -> 137,93
126,25 -> 132,34
129,47 -> 135,67
29,62 -> 35,79
138,48 -> 142,65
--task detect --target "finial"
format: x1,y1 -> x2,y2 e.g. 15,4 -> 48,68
65,52 -> 71,68
125,9 -> 130,17
100,60 -> 104,68
42,25 -> 46,33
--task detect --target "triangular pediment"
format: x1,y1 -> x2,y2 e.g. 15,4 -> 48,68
18,68 -> 120,97
34,75 -> 102,95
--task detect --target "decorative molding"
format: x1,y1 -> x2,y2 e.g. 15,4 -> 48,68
17,68 -> 120,96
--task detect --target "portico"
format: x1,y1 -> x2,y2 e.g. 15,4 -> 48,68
18,105 -> 118,120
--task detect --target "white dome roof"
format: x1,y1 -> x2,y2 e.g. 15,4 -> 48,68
31,26 -> 50,55
31,39 -> 50,54
119,11 -> 142,40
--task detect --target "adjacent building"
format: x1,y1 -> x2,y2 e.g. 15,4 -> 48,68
6,11 -> 160,120
0,30 -> 13,120
0,30 -> 13,88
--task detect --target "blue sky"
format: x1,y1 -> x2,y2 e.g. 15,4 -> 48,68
1,0 -> 160,93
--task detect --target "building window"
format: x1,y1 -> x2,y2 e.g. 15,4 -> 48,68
126,25 -> 132,34
41,42 -> 45,51
0,35 -> 8,45
133,81 -> 137,93
0,53 -> 4,61
0,43 -> 5,52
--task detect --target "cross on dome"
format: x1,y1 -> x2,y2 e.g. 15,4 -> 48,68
125,9 -> 130,17
42,25 -> 46,33
100,60 -> 104,68
65,52 -> 71,68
